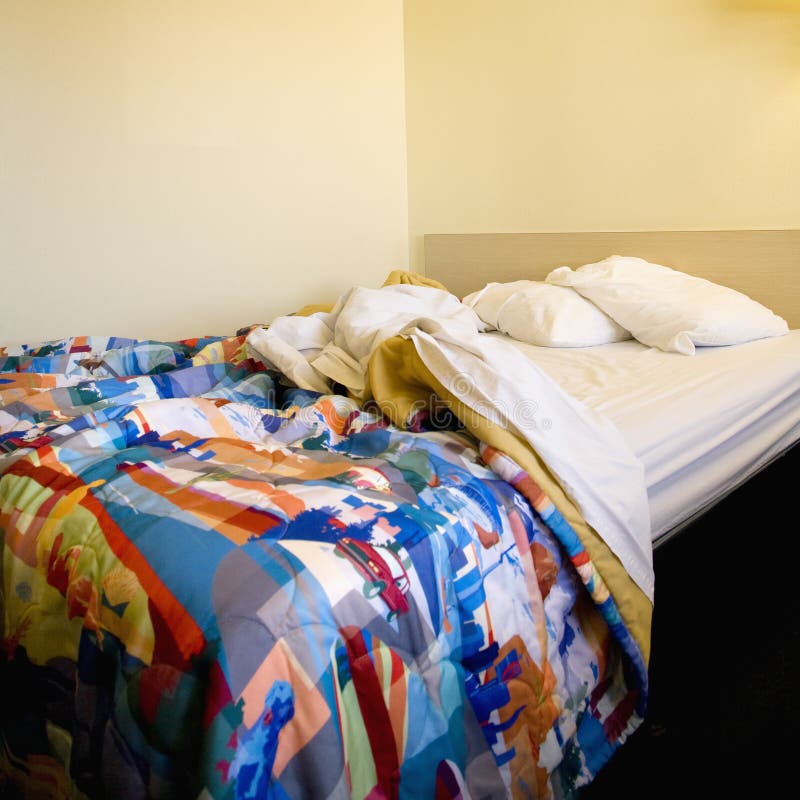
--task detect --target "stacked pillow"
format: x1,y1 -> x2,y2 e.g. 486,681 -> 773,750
463,255 -> 789,354
463,279 -> 630,347
545,255 -> 789,355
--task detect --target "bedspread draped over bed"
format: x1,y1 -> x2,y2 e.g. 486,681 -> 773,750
0,322 -> 649,797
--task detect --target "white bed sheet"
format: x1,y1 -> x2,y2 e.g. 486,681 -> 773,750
493,331 -> 800,542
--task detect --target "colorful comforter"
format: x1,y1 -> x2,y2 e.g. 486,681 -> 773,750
0,334 -> 646,799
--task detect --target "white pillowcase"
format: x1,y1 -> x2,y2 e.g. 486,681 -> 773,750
462,280 -> 630,347
546,255 -> 789,355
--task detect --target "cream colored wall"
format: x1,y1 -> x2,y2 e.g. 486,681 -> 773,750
404,0 -> 800,269
1,0 -> 408,345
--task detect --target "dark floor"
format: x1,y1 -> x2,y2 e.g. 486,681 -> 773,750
581,445 -> 799,798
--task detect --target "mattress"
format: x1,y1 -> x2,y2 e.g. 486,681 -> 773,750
492,330 -> 800,542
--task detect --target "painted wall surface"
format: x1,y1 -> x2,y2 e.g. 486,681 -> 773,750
404,0 -> 800,268
1,1 -> 408,345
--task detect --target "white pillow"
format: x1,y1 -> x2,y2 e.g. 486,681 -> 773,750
463,280 -> 529,329
463,280 -> 630,347
546,255 -> 789,355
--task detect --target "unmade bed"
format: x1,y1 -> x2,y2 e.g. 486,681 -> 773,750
1,230 -> 798,799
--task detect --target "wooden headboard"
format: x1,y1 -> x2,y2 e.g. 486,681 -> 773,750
425,230 -> 800,329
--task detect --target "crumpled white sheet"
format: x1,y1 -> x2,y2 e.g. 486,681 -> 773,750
247,284 -> 654,600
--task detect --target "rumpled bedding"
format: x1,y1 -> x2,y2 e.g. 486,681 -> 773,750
246,284 -> 653,602
0,332 -> 648,799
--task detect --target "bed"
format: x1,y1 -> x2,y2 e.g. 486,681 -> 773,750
1,231 -> 797,799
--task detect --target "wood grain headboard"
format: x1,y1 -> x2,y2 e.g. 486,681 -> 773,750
425,230 -> 800,329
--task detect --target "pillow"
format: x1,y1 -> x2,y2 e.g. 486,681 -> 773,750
462,280 -> 530,329
463,280 -> 630,347
546,255 -> 789,355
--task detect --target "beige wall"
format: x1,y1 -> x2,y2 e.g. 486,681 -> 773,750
1,1 -> 409,345
5,1 -> 799,344
404,0 -> 800,269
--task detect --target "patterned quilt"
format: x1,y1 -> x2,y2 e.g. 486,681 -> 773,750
0,334 -> 646,799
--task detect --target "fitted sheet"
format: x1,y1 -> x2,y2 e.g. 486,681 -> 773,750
492,330 -> 800,542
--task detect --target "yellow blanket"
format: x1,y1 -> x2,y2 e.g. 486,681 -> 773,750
381,269 -> 449,291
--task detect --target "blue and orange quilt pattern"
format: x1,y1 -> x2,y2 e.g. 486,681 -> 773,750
0,335 -> 644,799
